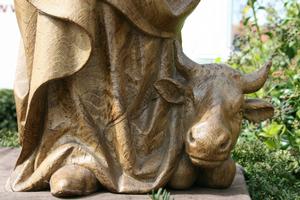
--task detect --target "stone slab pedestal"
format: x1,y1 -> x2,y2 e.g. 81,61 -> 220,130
0,148 -> 251,200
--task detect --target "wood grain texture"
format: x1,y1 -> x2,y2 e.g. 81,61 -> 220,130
10,0 -> 273,197
1,148 -> 251,200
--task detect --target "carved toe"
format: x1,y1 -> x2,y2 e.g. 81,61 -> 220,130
50,165 -> 99,197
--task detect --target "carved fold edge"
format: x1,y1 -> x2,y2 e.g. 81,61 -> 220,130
104,0 -> 200,38
14,0 -> 94,166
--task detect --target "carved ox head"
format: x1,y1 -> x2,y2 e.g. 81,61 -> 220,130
154,56 -> 274,168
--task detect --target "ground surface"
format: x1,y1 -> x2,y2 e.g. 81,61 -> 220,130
0,148 -> 251,200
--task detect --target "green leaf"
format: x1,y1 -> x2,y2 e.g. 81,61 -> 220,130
243,5 -> 251,14
296,110 -> 300,119
295,130 -> 300,137
243,16 -> 251,25
261,122 -> 284,138
264,139 -> 278,149
264,32 -> 273,38
214,57 -> 222,63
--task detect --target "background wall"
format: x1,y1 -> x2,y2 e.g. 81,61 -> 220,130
0,0 -> 19,89
182,0 -> 233,63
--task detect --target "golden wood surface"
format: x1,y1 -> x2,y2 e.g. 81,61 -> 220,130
8,0 -> 274,197
1,148 -> 251,200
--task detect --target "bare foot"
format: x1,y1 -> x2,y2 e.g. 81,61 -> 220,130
50,165 -> 99,197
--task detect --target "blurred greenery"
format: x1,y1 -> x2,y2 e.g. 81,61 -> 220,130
229,0 -> 300,199
0,89 -> 17,131
0,129 -> 19,147
233,138 -> 300,200
229,0 -> 300,153
0,89 -> 19,147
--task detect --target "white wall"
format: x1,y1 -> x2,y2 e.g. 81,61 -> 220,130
182,0 -> 233,63
0,0 -> 234,89
0,0 -> 19,89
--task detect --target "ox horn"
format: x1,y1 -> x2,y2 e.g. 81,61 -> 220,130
174,41 -> 200,79
242,60 -> 272,94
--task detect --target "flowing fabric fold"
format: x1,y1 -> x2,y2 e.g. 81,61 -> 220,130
14,0 -> 94,165
105,0 -> 200,38
10,0 -> 201,193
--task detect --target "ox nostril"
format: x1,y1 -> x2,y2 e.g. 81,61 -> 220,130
188,131 -> 195,143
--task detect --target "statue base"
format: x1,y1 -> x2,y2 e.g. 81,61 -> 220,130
1,148 -> 251,200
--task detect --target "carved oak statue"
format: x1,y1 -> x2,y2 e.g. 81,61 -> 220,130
8,0 -> 274,197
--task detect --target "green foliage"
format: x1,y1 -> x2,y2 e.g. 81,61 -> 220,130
150,188 -> 173,200
0,89 -> 17,131
230,1 -> 300,199
0,129 -> 19,147
229,0 -> 300,153
0,89 -> 19,147
233,138 -> 300,200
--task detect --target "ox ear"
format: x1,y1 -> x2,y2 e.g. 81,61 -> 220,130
243,99 -> 274,123
154,78 -> 185,104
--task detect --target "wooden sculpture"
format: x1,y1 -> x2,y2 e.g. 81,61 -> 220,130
7,0 -> 274,197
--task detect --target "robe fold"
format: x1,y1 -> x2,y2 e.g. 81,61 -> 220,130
8,0 -> 200,193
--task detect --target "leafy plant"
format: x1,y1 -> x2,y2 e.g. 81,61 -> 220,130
0,89 -> 17,131
229,0 -> 300,153
150,188 -> 174,200
0,129 -> 19,147
230,2 -> 300,198
0,89 -> 19,147
233,138 -> 300,200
